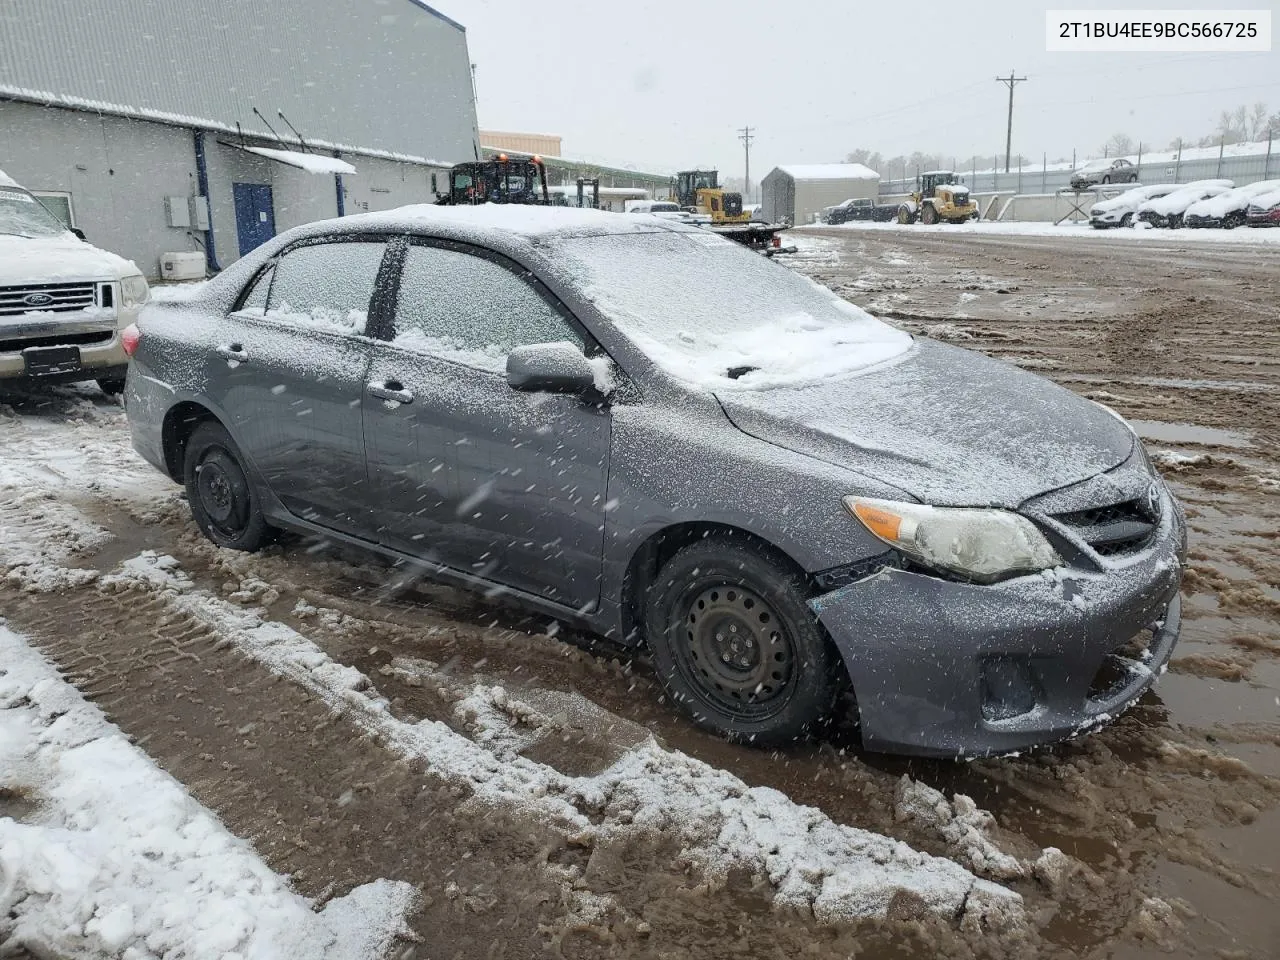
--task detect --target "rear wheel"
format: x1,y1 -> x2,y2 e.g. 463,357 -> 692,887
96,377 -> 125,396
1129,174 -> 1139,183
921,204 -> 939,225
643,539 -> 840,745
183,421 -> 270,551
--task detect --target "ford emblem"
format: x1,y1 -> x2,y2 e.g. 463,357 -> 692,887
23,292 -> 54,307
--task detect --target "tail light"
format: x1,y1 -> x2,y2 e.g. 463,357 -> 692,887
121,323 -> 142,357
772,235 -> 782,248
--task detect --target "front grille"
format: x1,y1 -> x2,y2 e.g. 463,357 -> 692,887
1053,498 -> 1157,557
0,282 -> 97,316
0,330 -> 114,353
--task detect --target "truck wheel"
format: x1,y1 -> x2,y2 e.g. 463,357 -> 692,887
896,206 -> 914,225
643,538 -> 840,745
921,204 -> 939,225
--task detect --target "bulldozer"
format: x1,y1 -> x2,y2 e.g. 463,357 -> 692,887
672,169 -> 792,252
437,154 -> 549,205
895,170 -> 978,224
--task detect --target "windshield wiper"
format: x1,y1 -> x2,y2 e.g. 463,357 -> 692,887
726,365 -> 759,380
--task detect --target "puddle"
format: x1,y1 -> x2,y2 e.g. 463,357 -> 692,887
1056,374 -> 1280,394
1130,419 -> 1254,449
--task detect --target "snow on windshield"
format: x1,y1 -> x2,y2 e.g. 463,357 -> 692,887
547,231 -> 912,390
0,186 -> 67,238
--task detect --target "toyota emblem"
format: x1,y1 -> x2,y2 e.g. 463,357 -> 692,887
1145,481 -> 1162,519
22,292 -> 54,307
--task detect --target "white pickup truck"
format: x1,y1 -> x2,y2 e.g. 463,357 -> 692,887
1,169 -> 149,394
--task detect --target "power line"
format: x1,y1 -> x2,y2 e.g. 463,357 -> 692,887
996,71 -> 1028,173
738,126 -> 755,200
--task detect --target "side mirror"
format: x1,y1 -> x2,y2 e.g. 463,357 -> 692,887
507,341 -> 598,395
71,228 -> 87,241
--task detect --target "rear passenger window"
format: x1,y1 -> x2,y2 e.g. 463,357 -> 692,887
391,245 -> 583,372
264,241 -> 385,334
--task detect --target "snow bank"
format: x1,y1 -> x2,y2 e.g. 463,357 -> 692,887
102,551 -> 1024,929
815,220 -> 1280,244
0,625 -> 417,959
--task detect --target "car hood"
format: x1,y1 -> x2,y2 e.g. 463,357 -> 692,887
0,233 -> 140,285
715,339 -> 1134,508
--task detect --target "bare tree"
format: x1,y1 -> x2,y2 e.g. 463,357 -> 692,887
1105,133 -> 1135,156
844,148 -> 885,171
1246,102 -> 1269,140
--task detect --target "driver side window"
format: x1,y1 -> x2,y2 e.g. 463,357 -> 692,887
391,244 -> 584,373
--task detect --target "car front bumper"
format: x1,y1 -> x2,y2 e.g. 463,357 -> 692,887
0,305 -> 138,383
810,499 -> 1184,758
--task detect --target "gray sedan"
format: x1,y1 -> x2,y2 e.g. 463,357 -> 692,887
122,207 -> 1185,756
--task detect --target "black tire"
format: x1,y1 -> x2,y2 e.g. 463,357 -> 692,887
921,204 -> 939,225
1168,214 -> 1183,229
643,539 -> 840,745
183,421 -> 270,551
1120,213 -> 1133,228
1129,174 -> 1139,183
1101,175 -> 1111,185
1224,211 -> 1245,229
896,205 -> 915,225
96,377 -> 125,396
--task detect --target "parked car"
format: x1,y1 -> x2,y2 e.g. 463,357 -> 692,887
1245,187 -> 1280,227
1070,158 -> 1138,189
1185,180 -> 1280,228
826,197 -> 899,225
0,169 -> 150,394
1089,184 -> 1179,229
125,205 -> 1186,756
1136,181 -> 1235,228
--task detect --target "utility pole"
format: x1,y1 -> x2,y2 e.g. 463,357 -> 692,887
995,71 -> 1027,173
738,126 -> 755,201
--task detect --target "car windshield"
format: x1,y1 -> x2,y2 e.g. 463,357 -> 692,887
547,231 -> 913,390
650,202 -> 679,212
0,186 -> 68,238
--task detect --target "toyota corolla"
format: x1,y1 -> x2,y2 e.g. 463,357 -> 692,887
123,206 -> 1185,756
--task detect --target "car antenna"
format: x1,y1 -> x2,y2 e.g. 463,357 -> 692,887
251,106 -> 289,147
276,110 -> 311,153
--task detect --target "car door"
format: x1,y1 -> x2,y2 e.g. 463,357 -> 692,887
207,236 -> 393,537
361,239 -> 611,610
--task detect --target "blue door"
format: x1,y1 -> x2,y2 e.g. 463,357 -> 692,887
232,183 -> 276,255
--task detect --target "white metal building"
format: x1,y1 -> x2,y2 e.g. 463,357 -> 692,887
761,163 -> 881,226
0,0 -> 479,277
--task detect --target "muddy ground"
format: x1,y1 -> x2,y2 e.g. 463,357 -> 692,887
2,226 -> 1278,959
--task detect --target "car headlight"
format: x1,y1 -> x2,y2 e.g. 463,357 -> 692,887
120,274 -> 150,307
845,497 -> 1062,583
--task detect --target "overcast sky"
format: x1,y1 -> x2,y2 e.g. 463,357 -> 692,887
427,0 -> 1279,178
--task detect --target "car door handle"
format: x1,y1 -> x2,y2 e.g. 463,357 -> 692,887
368,380 -> 414,405
216,343 -> 249,362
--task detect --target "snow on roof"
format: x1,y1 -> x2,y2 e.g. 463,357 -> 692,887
777,163 -> 879,181
0,169 -> 19,188
235,145 -> 357,175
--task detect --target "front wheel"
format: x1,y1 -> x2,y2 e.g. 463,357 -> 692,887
1101,175 -> 1111,184
896,206 -> 915,225
921,204 -> 939,225
1129,174 -> 1139,183
1224,211 -> 1245,229
644,539 -> 840,745
1120,213 -> 1133,228
96,377 -> 125,396
183,421 -> 270,551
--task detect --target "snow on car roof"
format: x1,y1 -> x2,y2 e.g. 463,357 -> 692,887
0,169 -> 21,188
778,163 -> 880,181
337,202 -> 698,239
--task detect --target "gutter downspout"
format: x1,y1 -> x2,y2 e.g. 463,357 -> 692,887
334,151 -> 345,216
192,130 -> 222,273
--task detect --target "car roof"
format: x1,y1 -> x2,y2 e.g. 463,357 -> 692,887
297,203 -> 698,244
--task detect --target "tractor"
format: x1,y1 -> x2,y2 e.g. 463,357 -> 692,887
437,154 -> 549,205
896,170 -> 978,224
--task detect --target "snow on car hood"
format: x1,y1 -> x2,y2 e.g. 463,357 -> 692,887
716,338 -> 1134,508
0,233 -> 140,284
1248,187 -> 1280,211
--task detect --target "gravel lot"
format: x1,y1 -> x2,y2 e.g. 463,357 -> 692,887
2,226 -> 1277,959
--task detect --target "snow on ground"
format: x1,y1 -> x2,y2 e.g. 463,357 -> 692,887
0,624 -> 417,959
103,549 -> 1026,927
814,220 -> 1280,244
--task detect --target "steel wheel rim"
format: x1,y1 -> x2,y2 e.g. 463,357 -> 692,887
671,582 -> 797,721
197,450 -> 250,539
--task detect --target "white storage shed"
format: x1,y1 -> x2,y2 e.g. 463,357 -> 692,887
761,163 -> 881,226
